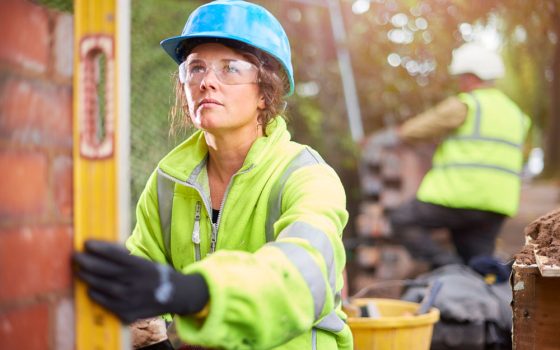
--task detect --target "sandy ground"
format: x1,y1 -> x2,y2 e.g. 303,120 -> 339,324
496,180 -> 560,261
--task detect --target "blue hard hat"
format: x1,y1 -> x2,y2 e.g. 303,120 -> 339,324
161,0 -> 294,96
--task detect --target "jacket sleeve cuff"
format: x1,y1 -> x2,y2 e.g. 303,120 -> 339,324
172,262 -> 226,348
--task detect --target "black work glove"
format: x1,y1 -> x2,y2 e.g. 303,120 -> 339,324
73,240 -> 209,324
139,339 -> 175,350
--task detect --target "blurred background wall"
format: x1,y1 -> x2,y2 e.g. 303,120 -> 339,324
0,0 -> 74,349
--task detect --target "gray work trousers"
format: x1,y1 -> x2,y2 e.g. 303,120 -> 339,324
389,199 -> 506,267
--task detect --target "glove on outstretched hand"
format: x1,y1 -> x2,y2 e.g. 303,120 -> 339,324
73,240 -> 209,324
371,127 -> 400,147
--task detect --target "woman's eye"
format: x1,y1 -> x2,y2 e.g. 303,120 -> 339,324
189,65 -> 206,74
224,64 -> 240,74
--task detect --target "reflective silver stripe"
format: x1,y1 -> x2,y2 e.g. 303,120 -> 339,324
158,163 -> 212,215
446,135 -> 522,149
312,328 -> 317,350
157,171 -> 174,263
447,93 -> 522,148
316,291 -> 345,332
279,222 -> 336,295
470,92 -> 482,136
433,163 -> 521,177
265,148 -> 325,242
277,224 -> 347,333
157,156 -> 214,264
271,242 -> 326,319
315,310 -> 345,332
440,92 -> 524,176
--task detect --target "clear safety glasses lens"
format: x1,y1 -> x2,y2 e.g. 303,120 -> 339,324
179,59 -> 259,86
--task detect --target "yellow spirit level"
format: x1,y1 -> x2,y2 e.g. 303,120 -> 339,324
73,0 -> 130,348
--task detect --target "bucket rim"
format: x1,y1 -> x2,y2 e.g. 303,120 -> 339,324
347,298 -> 440,328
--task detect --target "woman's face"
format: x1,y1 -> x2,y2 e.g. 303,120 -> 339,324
183,43 -> 265,136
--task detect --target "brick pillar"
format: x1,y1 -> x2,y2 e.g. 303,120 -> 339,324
0,1 -> 75,349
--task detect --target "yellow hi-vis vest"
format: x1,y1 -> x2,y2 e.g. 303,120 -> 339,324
417,88 -> 530,217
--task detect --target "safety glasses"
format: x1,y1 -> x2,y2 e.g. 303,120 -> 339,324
179,59 -> 259,86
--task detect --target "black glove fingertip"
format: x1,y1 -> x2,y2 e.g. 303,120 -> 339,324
88,289 -> 134,324
72,251 -> 87,265
84,239 -> 110,252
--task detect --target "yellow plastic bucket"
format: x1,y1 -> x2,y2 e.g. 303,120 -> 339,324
347,298 -> 440,350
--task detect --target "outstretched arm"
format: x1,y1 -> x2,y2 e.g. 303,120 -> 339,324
398,96 -> 468,143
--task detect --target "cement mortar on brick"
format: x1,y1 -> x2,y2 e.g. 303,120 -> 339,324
53,13 -> 73,80
55,298 -> 75,350
52,154 -> 73,219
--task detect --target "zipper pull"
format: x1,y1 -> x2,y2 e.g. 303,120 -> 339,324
192,202 -> 201,244
210,223 -> 217,253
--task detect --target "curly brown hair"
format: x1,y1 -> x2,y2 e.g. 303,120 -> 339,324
169,40 -> 289,137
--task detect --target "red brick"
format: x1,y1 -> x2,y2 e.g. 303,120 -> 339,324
52,155 -> 73,219
0,303 -> 49,350
0,78 -> 73,147
0,0 -> 50,73
0,226 -> 73,302
0,151 -> 48,218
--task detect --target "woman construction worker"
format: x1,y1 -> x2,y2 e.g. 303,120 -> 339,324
73,1 -> 352,349
388,42 -> 531,268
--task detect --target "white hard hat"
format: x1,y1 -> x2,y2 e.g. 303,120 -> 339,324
448,42 -> 505,80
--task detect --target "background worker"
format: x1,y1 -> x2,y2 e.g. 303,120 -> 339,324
74,1 -> 352,349
388,42 -> 531,268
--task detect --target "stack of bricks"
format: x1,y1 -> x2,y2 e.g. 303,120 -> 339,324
351,134 -> 432,296
0,1 -> 74,349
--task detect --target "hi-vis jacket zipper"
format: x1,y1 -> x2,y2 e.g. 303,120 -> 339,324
210,164 -> 255,253
158,163 -> 256,258
192,201 -> 202,261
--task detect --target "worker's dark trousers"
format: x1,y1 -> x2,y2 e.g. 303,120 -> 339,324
389,199 -> 506,267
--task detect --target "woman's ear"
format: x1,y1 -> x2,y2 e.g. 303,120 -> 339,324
257,94 -> 266,110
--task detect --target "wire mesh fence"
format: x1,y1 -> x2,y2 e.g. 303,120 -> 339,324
130,0 -> 204,224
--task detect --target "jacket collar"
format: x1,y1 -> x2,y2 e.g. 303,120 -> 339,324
158,117 -> 290,182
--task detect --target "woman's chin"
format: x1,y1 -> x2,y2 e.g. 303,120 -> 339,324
193,117 -> 210,130
193,114 -> 220,130
194,121 -> 218,132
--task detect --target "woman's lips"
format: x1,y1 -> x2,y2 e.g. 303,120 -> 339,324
199,98 -> 223,108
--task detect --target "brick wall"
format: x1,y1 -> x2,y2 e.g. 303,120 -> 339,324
0,0 -> 74,349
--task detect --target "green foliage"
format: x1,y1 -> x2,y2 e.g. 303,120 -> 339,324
295,99 -> 323,141
498,46 -> 543,128
496,0 -> 560,177
35,0 -> 73,12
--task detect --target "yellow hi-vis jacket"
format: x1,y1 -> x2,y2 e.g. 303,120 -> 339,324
126,117 -> 352,350
417,88 -> 531,217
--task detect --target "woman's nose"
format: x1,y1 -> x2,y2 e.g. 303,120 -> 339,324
199,68 -> 219,90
